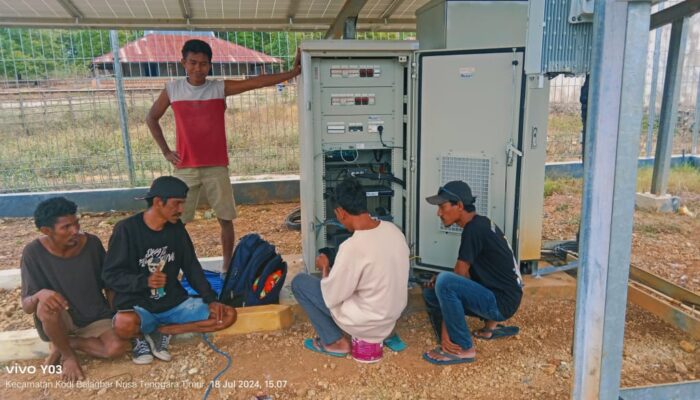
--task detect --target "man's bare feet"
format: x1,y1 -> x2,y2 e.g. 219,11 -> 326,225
44,343 -> 61,366
61,357 -> 84,382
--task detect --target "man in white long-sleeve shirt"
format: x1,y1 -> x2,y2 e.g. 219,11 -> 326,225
291,178 -> 410,361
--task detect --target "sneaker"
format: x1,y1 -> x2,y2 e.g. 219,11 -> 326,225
132,337 -> 154,364
145,331 -> 172,362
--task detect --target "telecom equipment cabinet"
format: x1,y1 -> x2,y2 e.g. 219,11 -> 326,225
298,41 -> 418,269
298,1 -> 551,272
412,0 -> 549,271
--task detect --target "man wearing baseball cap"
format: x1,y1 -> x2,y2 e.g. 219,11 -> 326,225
102,176 -> 236,365
422,180 -> 523,365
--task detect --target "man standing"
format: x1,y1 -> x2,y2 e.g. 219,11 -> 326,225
20,197 -> 128,381
291,178 -> 410,363
102,176 -> 236,364
146,39 -> 301,273
422,181 -> 523,365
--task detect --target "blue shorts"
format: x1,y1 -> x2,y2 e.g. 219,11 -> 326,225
133,297 -> 210,334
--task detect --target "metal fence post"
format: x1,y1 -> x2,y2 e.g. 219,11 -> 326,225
646,2 -> 664,157
109,30 -> 136,186
651,18 -> 689,195
693,72 -> 700,155
572,0 -> 651,399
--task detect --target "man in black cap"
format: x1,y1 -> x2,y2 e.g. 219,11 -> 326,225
421,180 -> 523,365
102,176 -> 236,365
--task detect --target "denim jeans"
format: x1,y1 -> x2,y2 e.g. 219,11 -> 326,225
423,272 -> 505,350
132,297 -> 210,334
291,273 -> 343,345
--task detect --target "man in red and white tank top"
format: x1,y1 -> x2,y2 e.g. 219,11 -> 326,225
147,39 -> 301,272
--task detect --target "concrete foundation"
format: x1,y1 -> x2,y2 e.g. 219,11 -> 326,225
635,192 -> 681,213
0,269 -> 20,290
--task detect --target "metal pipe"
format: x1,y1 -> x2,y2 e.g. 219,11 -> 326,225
693,71 -> 700,155
651,18 -> 689,195
109,30 -> 135,186
646,2 -> 665,157
572,1 -> 651,399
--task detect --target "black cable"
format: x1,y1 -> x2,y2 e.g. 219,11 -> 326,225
354,172 -> 406,188
284,207 -> 301,231
378,126 -> 403,149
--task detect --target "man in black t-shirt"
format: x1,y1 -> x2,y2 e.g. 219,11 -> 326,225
102,176 -> 236,365
20,197 -> 128,381
421,181 -> 523,365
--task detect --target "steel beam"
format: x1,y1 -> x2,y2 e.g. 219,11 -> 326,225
380,0 -> 408,19
620,381 -> 700,400
572,1 -> 651,399
650,0 -> 700,30
56,0 -> 84,20
629,266 -> 700,308
325,0 -> 369,39
646,2 -> 665,157
109,30 -> 135,186
0,16 -> 415,31
628,282 -> 700,340
287,0 -> 301,19
651,18 -> 689,195
178,0 -> 192,20
692,77 -> 700,155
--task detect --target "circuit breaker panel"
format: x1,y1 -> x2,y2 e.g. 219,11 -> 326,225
298,41 -> 417,269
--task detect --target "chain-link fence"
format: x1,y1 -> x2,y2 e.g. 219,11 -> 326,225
0,29 -> 412,193
0,21 -> 698,193
547,1 -> 700,162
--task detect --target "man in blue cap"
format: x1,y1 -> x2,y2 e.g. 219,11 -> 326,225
103,176 -> 236,365
421,180 -> 523,365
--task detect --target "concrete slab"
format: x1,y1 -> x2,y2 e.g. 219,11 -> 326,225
0,268 -> 20,290
635,192 -> 681,213
0,329 -> 49,362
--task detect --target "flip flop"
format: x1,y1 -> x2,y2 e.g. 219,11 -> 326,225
303,338 -> 348,358
422,346 -> 475,365
383,333 -> 407,352
473,324 -> 520,340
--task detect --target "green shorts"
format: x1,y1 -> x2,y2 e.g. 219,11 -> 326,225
174,166 -> 237,223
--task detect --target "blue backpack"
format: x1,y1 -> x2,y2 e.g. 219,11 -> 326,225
219,233 -> 288,307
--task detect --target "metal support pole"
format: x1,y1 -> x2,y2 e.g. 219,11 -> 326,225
646,2 -> 664,157
109,30 -> 136,186
343,17 -> 357,39
651,18 -> 688,195
693,72 -> 700,155
572,1 -> 651,399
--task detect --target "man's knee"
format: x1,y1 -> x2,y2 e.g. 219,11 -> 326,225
113,313 -> 141,339
434,272 -> 459,295
104,337 -> 128,358
36,303 -> 60,325
291,273 -> 311,295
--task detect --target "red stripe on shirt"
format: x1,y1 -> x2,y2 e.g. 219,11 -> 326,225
171,99 -> 228,168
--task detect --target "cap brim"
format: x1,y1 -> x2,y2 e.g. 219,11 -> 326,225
425,194 -> 450,205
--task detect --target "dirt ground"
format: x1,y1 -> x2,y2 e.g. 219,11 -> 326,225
0,197 -> 698,399
542,188 -> 700,293
0,297 -> 698,400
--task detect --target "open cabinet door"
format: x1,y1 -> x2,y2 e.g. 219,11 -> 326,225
415,48 -> 525,270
